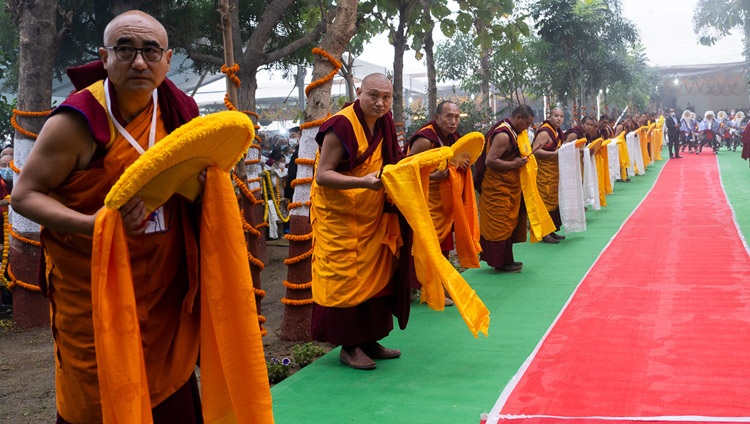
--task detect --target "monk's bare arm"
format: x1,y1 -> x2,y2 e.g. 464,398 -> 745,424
315,131 -> 382,191
408,137 -> 448,180
563,132 -> 578,144
532,132 -> 556,160
485,133 -> 527,171
12,112 -> 102,235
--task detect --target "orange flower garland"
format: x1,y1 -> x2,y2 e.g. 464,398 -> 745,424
290,177 -> 313,188
284,232 -> 312,242
283,280 -> 312,290
0,211 -> 9,288
7,264 -> 41,292
10,227 -> 42,247
11,108 -> 53,139
286,201 -> 311,211
221,64 -> 241,88
9,160 -> 20,174
300,114 -> 331,130
283,248 -> 312,265
304,48 -> 342,97
280,298 -> 314,306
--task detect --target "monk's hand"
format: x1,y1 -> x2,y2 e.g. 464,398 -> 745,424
198,169 -> 207,185
429,168 -> 449,181
361,171 -> 383,191
119,196 -> 148,236
514,157 -> 529,169
458,158 -> 470,171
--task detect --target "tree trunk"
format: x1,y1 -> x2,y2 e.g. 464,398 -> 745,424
421,0 -> 436,121
11,0 -> 58,328
280,0 -> 359,342
340,53 -> 357,102
391,1 -> 417,126
475,20 -> 491,113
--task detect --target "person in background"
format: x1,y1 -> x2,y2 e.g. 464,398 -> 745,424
665,108 -> 682,159
406,100 -> 467,306
478,105 -> 535,272
533,107 -> 566,243
0,154 -> 12,317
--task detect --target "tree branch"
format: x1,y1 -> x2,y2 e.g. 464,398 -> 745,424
186,48 -> 225,67
264,18 -> 327,64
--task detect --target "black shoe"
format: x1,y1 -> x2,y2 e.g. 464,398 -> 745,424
497,263 -> 523,273
674,155 -> 682,158
0,303 -> 11,318
542,235 -> 559,244
551,232 -> 566,240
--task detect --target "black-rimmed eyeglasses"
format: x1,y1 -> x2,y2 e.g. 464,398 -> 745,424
104,46 -> 165,62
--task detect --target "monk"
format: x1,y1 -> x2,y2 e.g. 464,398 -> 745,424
13,11 -> 205,423
310,73 -> 406,370
478,105 -> 535,272
564,115 -> 595,144
406,100 -> 468,306
532,107 -> 566,244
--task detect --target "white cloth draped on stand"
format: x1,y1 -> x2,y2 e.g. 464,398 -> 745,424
557,141 -> 586,233
582,147 -> 600,211
626,131 -> 644,176
607,141 -> 620,188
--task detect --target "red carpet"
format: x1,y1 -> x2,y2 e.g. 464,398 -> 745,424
487,154 -> 750,423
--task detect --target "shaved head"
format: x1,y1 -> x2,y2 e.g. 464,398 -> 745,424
104,10 -> 168,47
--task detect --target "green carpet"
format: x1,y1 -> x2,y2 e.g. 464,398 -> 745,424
719,153 -> 750,240
271,158 -> 675,424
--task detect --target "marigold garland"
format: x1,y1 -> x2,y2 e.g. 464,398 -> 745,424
254,288 -> 266,298
284,232 -> 312,242
11,108 -> 53,139
283,280 -> 312,290
300,115 -> 330,130
0,211 -> 9,288
295,158 -> 315,166
247,252 -> 265,270
304,48 -> 343,97
290,177 -> 313,188
232,173 -> 262,206
240,213 -> 261,238
280,297 -> 314,306
261,170 -> 290,224
221,64 -> 241,88
7,263 -> 41,292
286,201 -> 311,211
9,227 -> 41,247
258,315 -> 266,324
9,160 -> 20,174
283,248 -> 312,265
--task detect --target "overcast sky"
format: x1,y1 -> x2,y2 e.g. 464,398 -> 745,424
358,0 -> 745,73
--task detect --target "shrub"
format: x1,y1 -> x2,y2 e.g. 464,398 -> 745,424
291,342 -> 327,368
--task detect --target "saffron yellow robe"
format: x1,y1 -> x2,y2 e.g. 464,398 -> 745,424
310,106 -> 401,308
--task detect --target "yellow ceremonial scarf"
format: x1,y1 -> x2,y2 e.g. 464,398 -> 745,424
380,147 -> 489,337
518,131 -> 556,242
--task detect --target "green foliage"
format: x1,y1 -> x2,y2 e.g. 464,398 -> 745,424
0,7 -> 18,92
266,357 -> 293,384
527,0 -> 639,106
291,342 -> 327,368
405,99 -> 495,140
693,0 -> 750,70
0,95 -> 16,143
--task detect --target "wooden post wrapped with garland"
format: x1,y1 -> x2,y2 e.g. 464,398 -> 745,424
279,0 -> 359,341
